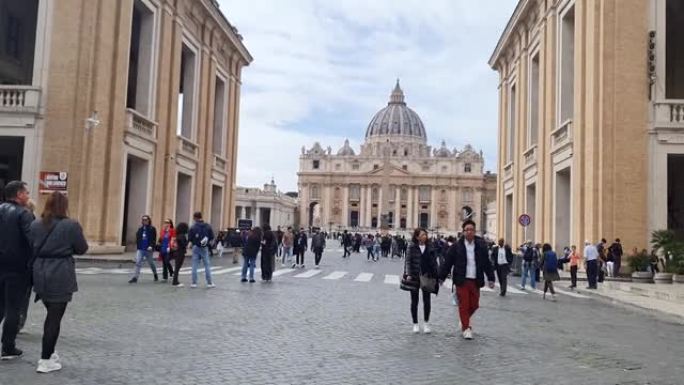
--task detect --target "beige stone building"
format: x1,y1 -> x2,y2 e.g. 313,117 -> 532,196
235,179 -> 298,230
297,82 -> 496,235
489,0 -> 684,251
0,0 -> 252,252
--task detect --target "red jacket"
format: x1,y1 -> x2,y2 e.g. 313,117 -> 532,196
158,227 -> 177,253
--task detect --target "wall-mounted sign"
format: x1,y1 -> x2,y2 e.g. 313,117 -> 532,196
39,171 -> 68,194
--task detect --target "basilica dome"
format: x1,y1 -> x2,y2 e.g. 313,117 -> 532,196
364,81 -> 427,143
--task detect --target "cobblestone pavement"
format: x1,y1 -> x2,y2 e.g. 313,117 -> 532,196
2,246 -> 683,385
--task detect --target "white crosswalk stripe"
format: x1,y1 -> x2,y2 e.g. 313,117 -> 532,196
234,269 -> 261,276
551,288 -> 590,299
323,271 -> 348,280
384,275 -> 400,285
211,267 -> 242,275
294,269 -> 323,278
273,268 -> 296,277
354,273 -> 373,282
496,283 -> 527,294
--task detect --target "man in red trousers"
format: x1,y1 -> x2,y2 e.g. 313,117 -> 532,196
440,219 -> 495,340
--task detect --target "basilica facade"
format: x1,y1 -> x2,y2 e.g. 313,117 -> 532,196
297,82 -> 496,235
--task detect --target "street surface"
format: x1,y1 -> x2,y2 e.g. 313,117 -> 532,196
1,246 -> 683,385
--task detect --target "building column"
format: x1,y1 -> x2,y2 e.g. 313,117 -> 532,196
407,187 -> 414,229
414,187 -> 420,228
394,188 -> 401,229
342,186 -> 349,228
377,187 -> 383,225
449,188 -> 458,232
365,185 -> 372,229
430,187 -> 438,230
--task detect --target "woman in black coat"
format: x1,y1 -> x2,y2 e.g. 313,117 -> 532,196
172,222 -> 189,287
260,225 -> 276,282
404,228 -> 438,334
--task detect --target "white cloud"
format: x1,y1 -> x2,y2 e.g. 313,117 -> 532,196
220,0 -> 518,192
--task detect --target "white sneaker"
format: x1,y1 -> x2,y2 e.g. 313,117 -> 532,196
463,328 -> 473,340
412,324 -> 420,334
423,323 -> 431,334
207,283 -> 216,288
551,294 -> 557,301
173,283 -> 184,288
37,358 -> 62,373
190,284 -> 198,288
50,352 -> 59,362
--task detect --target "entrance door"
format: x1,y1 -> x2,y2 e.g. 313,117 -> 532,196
210,185 -> 223,230
350,211 -> 359,227
668,155 -> 684,237
122,155 -> 150,250
0,137 -> 24,187
175,173 -> 192,225
419,213 -> 429,229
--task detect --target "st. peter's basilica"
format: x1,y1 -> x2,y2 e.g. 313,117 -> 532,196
297,81 -> 496,235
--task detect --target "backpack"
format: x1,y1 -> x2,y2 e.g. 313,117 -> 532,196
544,251 -> 558,271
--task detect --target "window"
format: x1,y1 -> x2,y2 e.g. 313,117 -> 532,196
350,185 -> 360,200
213,75 -> 227,155
335,163 -> 341,171
508,83 -> 516,162
422,165 -> 430,172
463,190 -> 473,203
178,43 -> 198,138
441,166 -> 447,173
373,164 -> 379,170
464,163 -> 472,173
392,149 -> 397,156
419,186 -> 431,202
352,163 -> 360,170
401,204 -> 406,209
402,165 -> 408,171
401,188 -> 408,201
334,187 -> 341,199
310,185 -> 320,200
127,0 -> 157,116
404,149 -> 409,156
372,187 -> 379,201
528,53 -> 540,146
313,160 -> 320,169
559,5 -> 575,123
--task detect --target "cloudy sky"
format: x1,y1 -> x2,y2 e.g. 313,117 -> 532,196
219,0 -> 518,192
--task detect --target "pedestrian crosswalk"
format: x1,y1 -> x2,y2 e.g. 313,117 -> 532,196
76,266 -> 593,300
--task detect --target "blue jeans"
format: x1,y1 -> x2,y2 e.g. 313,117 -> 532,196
191,246 -> 212,285
132,249 -> 157,279
521,262 -> 536,289
241,255 -> 257,280
282,247 -> 292,264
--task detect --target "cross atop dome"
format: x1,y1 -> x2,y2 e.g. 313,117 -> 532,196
389,79 -> 406,105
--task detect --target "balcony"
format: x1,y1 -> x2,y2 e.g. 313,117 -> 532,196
523,145 -> 537,168
178,136 -> 198,159
503,162 -> 513,181
654,100 -> 684,127
125,108 -> 157,140
551,120 -> 573,152
0,86 -> 41,114
213,154 -> 227,170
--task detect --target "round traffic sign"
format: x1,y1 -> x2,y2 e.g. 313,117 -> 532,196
518,214 -> 531,227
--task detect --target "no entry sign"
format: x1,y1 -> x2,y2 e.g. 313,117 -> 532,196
518,214 -> 531,227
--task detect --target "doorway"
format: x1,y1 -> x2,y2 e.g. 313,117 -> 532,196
668,155 -> 684,237
175,173 -> 192,225
210,185 -> 223,230
554,168 -> 571,252
122,155 -> 149,250
0,137 -> 24,186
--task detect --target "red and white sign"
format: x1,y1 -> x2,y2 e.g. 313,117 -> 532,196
39,171 -> 68,194
518,214 -> 532,227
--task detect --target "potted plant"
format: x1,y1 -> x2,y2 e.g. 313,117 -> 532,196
650,230 -> 684,284
629,250 -> 653,283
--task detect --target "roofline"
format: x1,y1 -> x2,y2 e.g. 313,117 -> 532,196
204,0 -> 254,65
488,0 -> 529,69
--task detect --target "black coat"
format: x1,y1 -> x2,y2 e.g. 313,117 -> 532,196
405,243 -> 438,279
0,201 -> 34,274
262,231 -> 276,256
440,237 -> 495,288
491,245 -> 513,268
243,234 -> 262,258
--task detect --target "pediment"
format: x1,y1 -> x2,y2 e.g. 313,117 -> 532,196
365,166 -> 410,176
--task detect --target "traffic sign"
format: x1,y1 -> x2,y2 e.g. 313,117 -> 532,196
518,214 -> 532,227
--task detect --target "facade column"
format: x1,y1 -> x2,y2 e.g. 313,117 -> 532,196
254,206 -> 261,227
377,187 -> 383,225
342,186 -> 349,228
358,186 -> 365,228
449,188 -> 458,232
394,187 -> 401,229
407,187 -> 413,229
414,187 -> 420,228
430,187 -> 438,230
365,185 -> 372,228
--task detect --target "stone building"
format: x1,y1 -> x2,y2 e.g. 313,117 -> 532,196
489,0 -> 684,251
234,179 -> 298,230
297,82 -> 496,235
0,0 -> 252,252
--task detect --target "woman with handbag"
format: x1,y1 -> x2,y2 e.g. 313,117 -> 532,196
403,228 -> 438,334
29,192 -> 88,373
158,219 -> 176,281
171,222 -> 189,287
540,243 -> 560,301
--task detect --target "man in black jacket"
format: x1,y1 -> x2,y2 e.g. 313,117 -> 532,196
0,181 -> 33,359
440,220 -> 495,340
491,238 -> 513,296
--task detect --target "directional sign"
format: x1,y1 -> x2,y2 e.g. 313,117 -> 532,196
518,214 -> 532,227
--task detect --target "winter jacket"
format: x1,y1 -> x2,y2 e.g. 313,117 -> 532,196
405,243 -> 438,279
262,231 -> 276,256
175,233 -> 189,259
136,225 -> 157,251
440,236 -> 495,288
29,218 -> 88,302
0,201 -> 34,274
188,221 -> 214,248
311,233 -> 326,251
490,245 -> 513,267
243,232 -> 262,258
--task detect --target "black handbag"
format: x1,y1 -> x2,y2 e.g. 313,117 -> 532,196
420,274 -> 438,294
400,275 -> 419,291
